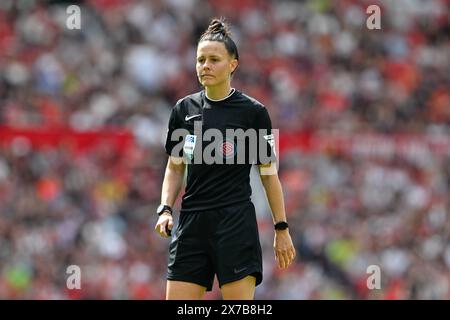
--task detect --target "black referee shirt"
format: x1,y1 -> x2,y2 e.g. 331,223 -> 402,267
165,89 -> 276,213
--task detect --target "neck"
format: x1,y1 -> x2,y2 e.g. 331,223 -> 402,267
205,84 -> 232,100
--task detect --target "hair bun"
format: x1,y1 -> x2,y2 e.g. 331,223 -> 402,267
207,18 -> 230,37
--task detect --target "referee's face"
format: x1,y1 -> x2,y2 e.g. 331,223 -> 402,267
196,41 -> 238,88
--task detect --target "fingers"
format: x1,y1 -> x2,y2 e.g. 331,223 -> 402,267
165,224 -> 172,236
276,251 -> 289,268
275,246 -> 296,269
154,216 -> 173,238
275,251 -> 285,268
160,223 -> 169,238
154,222 -> 166,237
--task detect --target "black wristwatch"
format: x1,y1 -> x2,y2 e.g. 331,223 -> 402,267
274,221 -> 289,231
156,204 -> 173,216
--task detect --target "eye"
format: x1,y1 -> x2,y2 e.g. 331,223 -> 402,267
197,58 -> 205,63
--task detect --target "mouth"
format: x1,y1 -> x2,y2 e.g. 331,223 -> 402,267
201,74 -> 214,78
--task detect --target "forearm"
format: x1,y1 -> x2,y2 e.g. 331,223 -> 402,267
259,173 -> 287,223
161,159 -> 185,207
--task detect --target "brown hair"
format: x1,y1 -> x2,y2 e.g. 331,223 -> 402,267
199,18 -> 239,74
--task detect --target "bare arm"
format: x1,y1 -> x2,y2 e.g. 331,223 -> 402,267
258,163 -> 296,268
155,156 -> 185,238
161,156 -> 186,207
259,164 -> 288,224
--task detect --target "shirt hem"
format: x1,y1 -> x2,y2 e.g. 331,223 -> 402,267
180,198 -> 251,213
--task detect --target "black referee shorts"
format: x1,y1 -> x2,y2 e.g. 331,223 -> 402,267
167,201 -> 263,291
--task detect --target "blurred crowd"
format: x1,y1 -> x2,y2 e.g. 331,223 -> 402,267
0,0 -> 449,299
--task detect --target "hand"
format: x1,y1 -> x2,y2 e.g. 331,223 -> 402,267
154,212 -> 173,238
274,230 -> 296,269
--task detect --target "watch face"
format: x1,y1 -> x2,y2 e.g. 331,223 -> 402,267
157,204 -> 165,214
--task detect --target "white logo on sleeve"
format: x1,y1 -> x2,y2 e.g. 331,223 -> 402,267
263,134 -> 276,156
183,135 -> 197,159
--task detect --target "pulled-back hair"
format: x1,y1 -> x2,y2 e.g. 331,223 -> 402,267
199,17 -> 239,62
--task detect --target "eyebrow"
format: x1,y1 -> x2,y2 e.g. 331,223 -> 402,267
197,54 -> 221,58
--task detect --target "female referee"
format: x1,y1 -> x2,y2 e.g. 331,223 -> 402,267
154,18 -> 296,300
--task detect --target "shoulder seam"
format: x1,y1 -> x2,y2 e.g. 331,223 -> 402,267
176,92 -> 203,104
240,92 -> 265,108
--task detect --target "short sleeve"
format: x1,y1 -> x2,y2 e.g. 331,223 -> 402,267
254,107 -> 277,165
164,102 -> 183,156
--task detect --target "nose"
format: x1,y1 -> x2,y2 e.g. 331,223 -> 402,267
203,63 -> 211,71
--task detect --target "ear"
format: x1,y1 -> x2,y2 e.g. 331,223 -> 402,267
230,59 -> 238,75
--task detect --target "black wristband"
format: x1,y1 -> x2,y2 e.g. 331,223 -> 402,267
274,221 -> 288,230
157,204 -> 173,216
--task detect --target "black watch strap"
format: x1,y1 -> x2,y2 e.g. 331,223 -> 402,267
274,221 -> 289,230
157,204 -> 173,216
